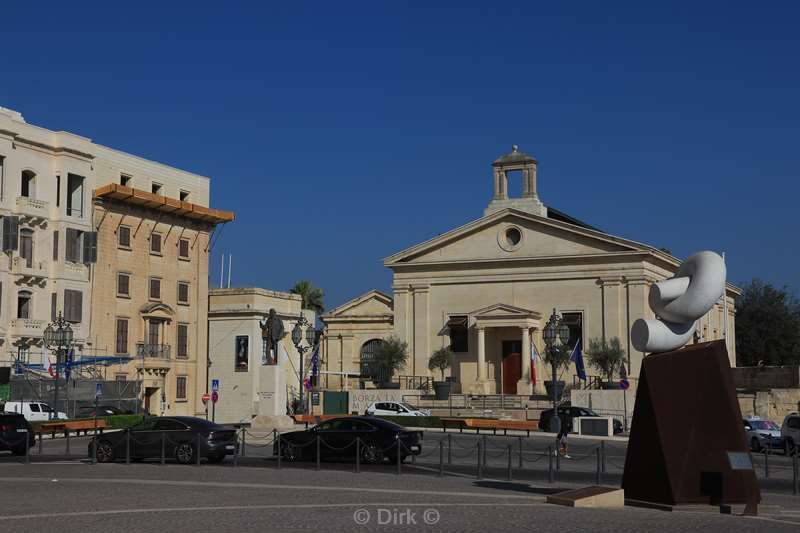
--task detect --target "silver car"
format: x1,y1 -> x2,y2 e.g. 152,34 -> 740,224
781,412 -> 800,455
743,417 -> 782,452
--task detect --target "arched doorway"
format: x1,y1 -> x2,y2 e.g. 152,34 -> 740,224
359,338 -> 385,384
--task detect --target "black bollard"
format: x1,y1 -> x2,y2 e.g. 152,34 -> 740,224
233,431 -> 239,467
161,432 -> 166,465
596,447 -> 602,485
506,444 -> 512,481
518,437 -> 523,469
601,440 -> 606,473
477,442 -> 483,480
482,435 -> 487,466
126,429 -> 131,465
396,439 -> 402,476
316,435 -> 321,471
65,429 -> 70,456
438,441 -> 444,477
548,445 -> 554,483
196,433 -> 202,466
37,432 -> 42,456
793,453 -> 798,495
241,428 -> 247,458
447,434 -> 452,465
355,437 -> 360,474
764,447 -> 769,478
276,432 -> 282,470
25,430 -> 30,465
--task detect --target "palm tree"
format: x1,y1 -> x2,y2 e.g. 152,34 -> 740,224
290,280 -> 324,314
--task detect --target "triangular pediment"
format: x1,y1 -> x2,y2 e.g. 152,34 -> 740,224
471,303 -> 540,319
322,290 -> 393,319
384,209 -> 667,266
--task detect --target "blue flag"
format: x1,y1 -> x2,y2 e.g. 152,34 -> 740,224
570,339 -> 587,381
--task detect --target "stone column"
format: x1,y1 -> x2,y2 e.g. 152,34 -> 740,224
521,168 -> 530,197
493,169 -> 502,199
532,330 -> 547,395
477,327 -> 486,381
517,327 -> 533,395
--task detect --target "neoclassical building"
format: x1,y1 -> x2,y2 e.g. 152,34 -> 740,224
322,146 -> 738,395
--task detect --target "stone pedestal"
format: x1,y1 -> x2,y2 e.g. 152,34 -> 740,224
464,380 -> 495,395
257,364 -> 287,417
516,380 -> 533,396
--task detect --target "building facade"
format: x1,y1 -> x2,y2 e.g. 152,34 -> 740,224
322,146 -> 739,395
0,107 -> 233,417
207,288 -> 314,423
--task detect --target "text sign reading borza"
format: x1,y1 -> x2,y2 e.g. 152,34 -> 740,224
727,451 -> 754,471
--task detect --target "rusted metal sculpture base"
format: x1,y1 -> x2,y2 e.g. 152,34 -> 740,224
622,340 -> 760,508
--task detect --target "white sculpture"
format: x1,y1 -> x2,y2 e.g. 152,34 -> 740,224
631,251 -> 726,353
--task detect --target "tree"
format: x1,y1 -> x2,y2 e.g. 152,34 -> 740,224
542,344 -> 572,373
290,280 -> 324,314
428,347 -> 453,381
373,336 -> 409,383
586,337 -> 625,386
736,279 -> 800,367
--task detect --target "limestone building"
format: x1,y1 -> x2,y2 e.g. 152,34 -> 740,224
322,146 -> 739,395
0,107 -> 233,417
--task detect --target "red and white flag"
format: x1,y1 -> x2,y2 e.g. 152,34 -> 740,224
531,339 -> 540,385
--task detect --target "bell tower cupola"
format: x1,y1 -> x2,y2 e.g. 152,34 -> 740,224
484,145 -> 546,217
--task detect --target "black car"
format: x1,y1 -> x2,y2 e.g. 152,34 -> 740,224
0,412 -> 35,455
78,405 -> 134,418
275,416 -> 422,464
88,416 -> 238,464
538,406 -> 623,434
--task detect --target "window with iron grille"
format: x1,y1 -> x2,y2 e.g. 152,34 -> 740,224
177,324 -> 188,358
177,282 -> 189,305
117,272 -> 130,297
150,232 -> 162,255
359,339 -> 386,383
178,238 -> 190,259
176,376 -> 187,400
116,318 -> 129,354
118,226 -> 131,249
149,278 -> 161,300
562,312 -> 583,350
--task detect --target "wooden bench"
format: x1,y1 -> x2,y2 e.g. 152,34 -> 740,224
439,417 -> 539,436
38,419 -> 109,438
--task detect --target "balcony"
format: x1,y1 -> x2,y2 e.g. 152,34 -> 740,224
136,343 -> 171,360
9,318 -> 46,339
11,256 -> 48,283
15,196 -> 50,223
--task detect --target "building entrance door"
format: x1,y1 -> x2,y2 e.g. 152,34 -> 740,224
502,341 -> 522,395
144,387 -> 159,414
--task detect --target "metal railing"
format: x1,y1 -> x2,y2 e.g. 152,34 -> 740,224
397,375 -> 433,391
136,343 -> 171,359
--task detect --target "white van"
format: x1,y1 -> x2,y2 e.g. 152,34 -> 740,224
2,401 -> 67,421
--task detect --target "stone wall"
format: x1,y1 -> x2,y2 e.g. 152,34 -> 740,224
732,366 -> 800,390
737,389 -> 800,421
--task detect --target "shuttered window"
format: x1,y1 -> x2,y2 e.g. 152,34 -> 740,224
149,278 -> 161,300
176,376 -> 187,400
118,226 -> 131,248
65,228 -> 81,263
177,282 -> 189,305
51,293 -> 57,321
178,238 -> 190,259
150,232 -> 162,254
52,230 -> 59,261
177,324 -> 188,358
115,318 -> 129,354
117,273 -> 130,297
64,289 -> 83,323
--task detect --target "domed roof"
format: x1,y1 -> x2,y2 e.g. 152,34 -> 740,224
492,145 -> 536,166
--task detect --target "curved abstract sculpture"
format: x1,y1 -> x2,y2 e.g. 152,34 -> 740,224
631,251 -> 726,353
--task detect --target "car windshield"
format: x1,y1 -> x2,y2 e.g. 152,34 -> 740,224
39,404 -> 53,412
398,403 -> 419,411
750,420 -> 779,431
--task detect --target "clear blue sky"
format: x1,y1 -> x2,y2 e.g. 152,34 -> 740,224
2,1 -> 798,310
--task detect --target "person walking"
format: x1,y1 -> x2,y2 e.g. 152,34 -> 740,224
557,424 -> 570,459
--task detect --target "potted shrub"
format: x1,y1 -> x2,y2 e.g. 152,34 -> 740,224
587,337 -> 625,389
373,336 -> 409,389
542,344 -> 571,401
428,347 -> 454,400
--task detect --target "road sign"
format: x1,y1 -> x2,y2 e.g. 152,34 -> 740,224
95,382 -> 103,399
211,391 -> 219,403
619,379 -> 630,390
211,379 -> 220,392
201,393 -> 210,404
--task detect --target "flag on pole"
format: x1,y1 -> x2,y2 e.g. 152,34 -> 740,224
44,349 -> 53,377
619,361 -> 630,390
569,339 -> 587,381
310,343 -> 320,378
530,340 -> 539,385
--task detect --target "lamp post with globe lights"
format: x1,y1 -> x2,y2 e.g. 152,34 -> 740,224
42,312 -> 74,420
542,308 -> 571,435
291,313 -> 317,414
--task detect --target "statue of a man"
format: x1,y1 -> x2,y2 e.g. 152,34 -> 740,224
259,308 -> 284,365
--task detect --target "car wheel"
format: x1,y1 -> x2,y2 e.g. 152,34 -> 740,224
750,437 -> 762,453
360,443 -> 383,464
95,441 -> 115,463
280,441 -> 298,462
175,442 -> 195,464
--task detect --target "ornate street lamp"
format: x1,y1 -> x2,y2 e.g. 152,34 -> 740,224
43,312 -> 74,420
291,313 -> 317,414
542,308 -> 571,435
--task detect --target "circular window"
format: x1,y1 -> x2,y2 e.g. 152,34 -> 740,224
506,227 -> 522,246
498,225 -> 524,252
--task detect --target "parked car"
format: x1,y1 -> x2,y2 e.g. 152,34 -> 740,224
77,405 -> 134,418
781,412 -> 800,455
88,416 -> 238,464
743,416 -> 782,452
364,401 -> 431,417
275,416 -> 422,463
538,405 -> 623,434
2,401 -> 67,422
0,412 -> 35,455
